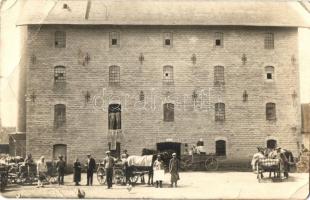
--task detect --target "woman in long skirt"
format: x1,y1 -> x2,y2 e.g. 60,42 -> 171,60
73,158 -> 82,186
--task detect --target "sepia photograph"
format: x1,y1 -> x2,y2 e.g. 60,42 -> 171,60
0,0 -> 309,199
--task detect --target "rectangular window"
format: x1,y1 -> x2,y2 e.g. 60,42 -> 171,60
54,66 -> 66,83
109,65 -> 120,85
54,104 -> 66,128
266,103 -> 276,121
164,103 -> 174,122
55,31 -> 66,48
214,66 -> 225,86
264,32 -> 274,49
214,32 -> 224,47
163,65 -> 174,84
265,66 -> 274,81
163,32 -> 173,47
110,32 -> 120,47
108,104 -> 121,129
215,103 -> 225,121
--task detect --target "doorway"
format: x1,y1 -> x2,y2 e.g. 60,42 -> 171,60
156,142 -> 181,157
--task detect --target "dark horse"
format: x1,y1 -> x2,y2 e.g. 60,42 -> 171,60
126,149 -> 171,185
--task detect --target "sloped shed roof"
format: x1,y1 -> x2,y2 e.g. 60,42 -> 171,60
17,0 -> 310,27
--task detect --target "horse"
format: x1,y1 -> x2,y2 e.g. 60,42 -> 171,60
125,149 -> 171,185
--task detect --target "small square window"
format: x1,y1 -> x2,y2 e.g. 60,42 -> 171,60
112,39 -> 117,45
163,32 -> 173,47
267,73 -> 272,79
110,32 -> 120,47
165,39 -> 171,46
214,32 -> 224,47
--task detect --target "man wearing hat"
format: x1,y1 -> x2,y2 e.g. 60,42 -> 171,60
86,154 -> 96,186
169,153 -> 180,187
103,151 -> 115,189
56,155 -> 66,185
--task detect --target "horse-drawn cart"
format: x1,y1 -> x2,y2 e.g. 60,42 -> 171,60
97,160 -> 142,185
180,154 -> 218,171
256,158 -> 283,182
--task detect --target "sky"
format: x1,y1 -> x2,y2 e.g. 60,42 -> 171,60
0,0 -> 310,127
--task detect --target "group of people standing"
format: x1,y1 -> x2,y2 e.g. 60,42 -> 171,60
28,149 -> 180,188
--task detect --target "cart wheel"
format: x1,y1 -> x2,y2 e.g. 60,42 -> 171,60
97,168 -> 106,185
130,174 -> 139,183
205,157 -> 218,171
113,169 -> 124,185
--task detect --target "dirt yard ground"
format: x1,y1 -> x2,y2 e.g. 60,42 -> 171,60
1,172 -> 309,199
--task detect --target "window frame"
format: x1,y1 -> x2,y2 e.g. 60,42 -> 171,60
109,65 -> 120,86
54,104 -> 66,128
163,32 -> 173,48
214,66 -> 225,86
266,102 -> 276,121
54,31 -> 66,48
163,103 -> 174,122
214,32 -> 224,48
54,66 -> 66,83
265,66 -> 275,81
215,140 -> 226,156
163,65 -> 174,84
109,31 -> 120,47
215,103 -> 225,121
264,32 -> 274,49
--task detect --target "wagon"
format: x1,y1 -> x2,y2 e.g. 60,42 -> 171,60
97,160 -> 142,185
256,158 -> 283,182
180,153 -> 218,171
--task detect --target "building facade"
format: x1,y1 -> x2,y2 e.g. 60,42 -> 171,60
17,0 -> 309,163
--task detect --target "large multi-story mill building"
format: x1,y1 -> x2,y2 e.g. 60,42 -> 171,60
17,0 -> 309,163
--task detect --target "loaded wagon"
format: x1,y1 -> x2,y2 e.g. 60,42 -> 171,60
256,158 -> 283,182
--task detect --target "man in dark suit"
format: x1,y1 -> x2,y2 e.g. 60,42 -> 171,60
86,154 -> 96,186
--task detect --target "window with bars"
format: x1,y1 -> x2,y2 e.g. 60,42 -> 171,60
265,66 -> 274,80
264,32 -> 274,49
109,65 -> 120,85
55,31 -> 66,48
163,32 -> 173,47
266,102 -> 276,121
216,140 -> 226,156
54,66 -> 66,83
215,103 -> 225,121
214,66 -> 225,86
163,65 -> 174,84
54,104 -> 66,128
214,32 -> 224,47
163,103 -> 174,122
110,32 -> 120,47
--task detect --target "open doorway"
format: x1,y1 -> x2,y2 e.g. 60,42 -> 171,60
156,142 -> 181,157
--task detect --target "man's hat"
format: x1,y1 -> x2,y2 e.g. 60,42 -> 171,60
58,154 -> 63,158
106,151 -> 111,154
172,153 -> 176,156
